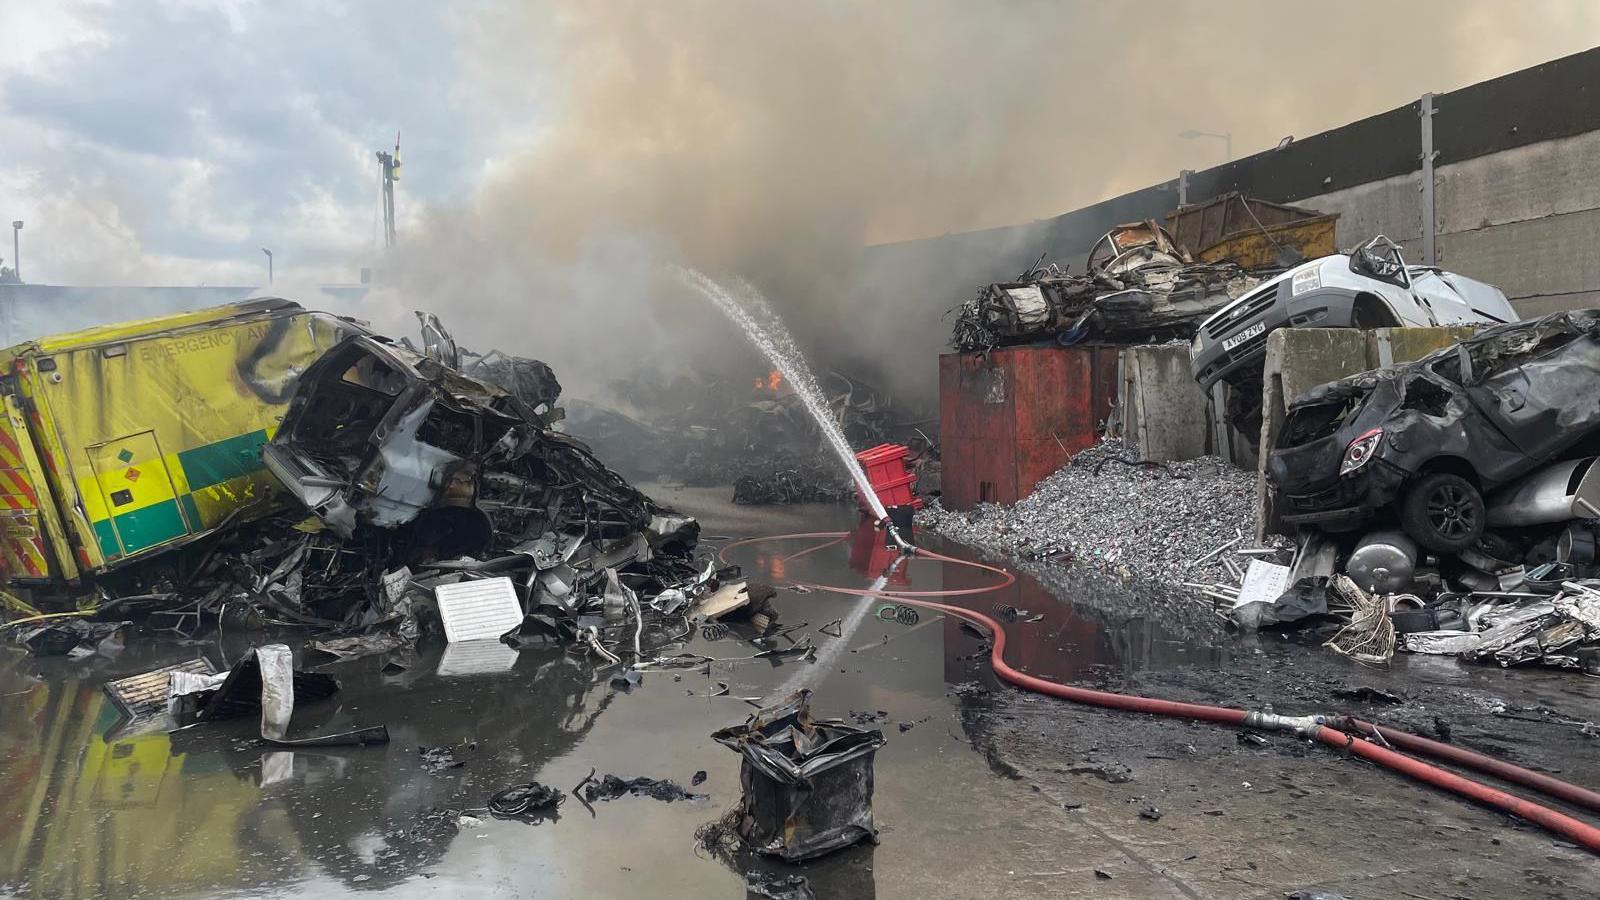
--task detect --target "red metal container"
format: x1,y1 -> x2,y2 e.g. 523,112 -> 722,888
853,443 -> 922,513
938,345 -> 1119,510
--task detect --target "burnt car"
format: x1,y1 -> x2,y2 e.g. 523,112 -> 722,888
263,335 -> 679,566
1268,310 -> 1600,552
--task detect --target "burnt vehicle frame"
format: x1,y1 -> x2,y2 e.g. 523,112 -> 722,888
263,335 -> 666,565
1267,311 -> 1600,553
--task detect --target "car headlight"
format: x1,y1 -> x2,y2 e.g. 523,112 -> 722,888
1291,268 -> 1321,297
1190,334 -> 1202,359
1340,427 -> 1383,475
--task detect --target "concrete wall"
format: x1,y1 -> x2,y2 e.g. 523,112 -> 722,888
1120,344 -> 1212,463
1293,128 -> 1600,318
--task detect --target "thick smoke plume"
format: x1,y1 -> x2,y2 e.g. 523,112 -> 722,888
368,0 -> 1600,410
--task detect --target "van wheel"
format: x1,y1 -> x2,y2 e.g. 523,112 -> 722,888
1401,472 -> 1484,553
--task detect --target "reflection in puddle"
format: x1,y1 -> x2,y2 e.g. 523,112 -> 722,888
0,514 -> 1220,899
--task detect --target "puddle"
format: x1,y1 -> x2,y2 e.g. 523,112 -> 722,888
0,493 -> 1223,899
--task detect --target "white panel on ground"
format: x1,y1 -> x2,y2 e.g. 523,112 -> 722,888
435,577 -> 524,643
1234,560 -> 1291,610
436,640 -> 521,676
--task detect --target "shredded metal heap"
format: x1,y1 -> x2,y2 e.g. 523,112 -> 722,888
918,439 -> 1264,589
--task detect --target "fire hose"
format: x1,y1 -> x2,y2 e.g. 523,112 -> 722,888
720,533 -> 1600,854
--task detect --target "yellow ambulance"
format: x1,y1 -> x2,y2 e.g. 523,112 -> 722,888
0,298 -> 356,601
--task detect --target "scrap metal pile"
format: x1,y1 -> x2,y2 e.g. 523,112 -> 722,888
1231,311 -> 1600,673
7,318 -> 740,677
949,220 -> 1262,353
918,438 -> 1274,588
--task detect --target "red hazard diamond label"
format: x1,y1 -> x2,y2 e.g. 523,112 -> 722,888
124,467 -> 141,482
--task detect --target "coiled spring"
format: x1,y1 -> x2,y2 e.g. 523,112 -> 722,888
876,604 -> 920,625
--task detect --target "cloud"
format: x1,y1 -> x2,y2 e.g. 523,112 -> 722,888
0,0 -> 482,285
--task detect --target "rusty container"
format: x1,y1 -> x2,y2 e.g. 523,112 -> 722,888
938,345 -> 1119,510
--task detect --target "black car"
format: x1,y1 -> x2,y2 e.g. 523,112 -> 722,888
1268,310 -> 1600,552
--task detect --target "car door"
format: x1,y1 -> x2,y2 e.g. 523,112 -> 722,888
1463,331 -> 1600,459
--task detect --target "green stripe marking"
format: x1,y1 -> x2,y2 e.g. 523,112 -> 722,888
93,518 -> 120,560
178,429 -> 269,491
107,499 -> 187,555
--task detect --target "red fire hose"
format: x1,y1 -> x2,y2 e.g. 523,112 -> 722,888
1336,717 -> 1600,815
719,533 -> 1600,854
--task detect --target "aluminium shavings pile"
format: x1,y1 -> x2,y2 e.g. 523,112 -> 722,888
918,438 -> 1274,589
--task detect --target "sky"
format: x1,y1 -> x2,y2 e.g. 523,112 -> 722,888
2,1 -> 1599,403
0,0 -> 520,286
2,1 -> 1597,290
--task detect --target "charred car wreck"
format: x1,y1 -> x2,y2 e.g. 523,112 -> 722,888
1270,310 -> 1600,553
264,334 -> 700,610
1260,311 -> 1600,671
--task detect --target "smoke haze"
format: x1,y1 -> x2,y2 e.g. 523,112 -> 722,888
345,2 -> 1600,407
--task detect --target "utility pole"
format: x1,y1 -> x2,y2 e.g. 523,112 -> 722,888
11,221 -> 21,282
375,131 -> 401,248
261,247 -> 273,284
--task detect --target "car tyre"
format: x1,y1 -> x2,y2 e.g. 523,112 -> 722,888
1401,472 -> 1485,553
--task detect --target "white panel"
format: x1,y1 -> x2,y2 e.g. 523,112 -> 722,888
435,577 -> 524,643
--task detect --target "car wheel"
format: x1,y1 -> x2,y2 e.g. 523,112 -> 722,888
1401,472 -> 1485,553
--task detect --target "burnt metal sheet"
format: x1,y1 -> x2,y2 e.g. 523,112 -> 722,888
104,657 -> 217,719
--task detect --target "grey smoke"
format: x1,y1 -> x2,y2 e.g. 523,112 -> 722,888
360,0 -> 1600,408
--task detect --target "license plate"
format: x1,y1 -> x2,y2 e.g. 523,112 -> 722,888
1222,321 -> 1267,352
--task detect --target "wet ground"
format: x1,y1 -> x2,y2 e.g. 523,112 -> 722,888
3,488 -> 1599,898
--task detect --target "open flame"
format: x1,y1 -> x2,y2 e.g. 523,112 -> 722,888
754,369 -> 783,391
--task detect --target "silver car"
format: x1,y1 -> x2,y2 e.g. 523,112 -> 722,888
1190,236 -> 1518,390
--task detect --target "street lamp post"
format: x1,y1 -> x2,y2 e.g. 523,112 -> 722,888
1178,129 -> 1232,163
261,247 -> 273,285
10,221 -> 21,282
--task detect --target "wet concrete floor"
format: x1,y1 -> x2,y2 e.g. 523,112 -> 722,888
0,490 -> 1210,899
5,488 -> 1597,898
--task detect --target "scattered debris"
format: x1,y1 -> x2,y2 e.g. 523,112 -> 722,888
488,781 -> 564,821
1138,803 -> 1163,821
691,770 -> 708,786
1331,686 -> 1403,705
418,745 -> 466,774
744,872 -> 816,900
18,618 -> 128,660
711,689 -> 886,861
578,774 -> 705,804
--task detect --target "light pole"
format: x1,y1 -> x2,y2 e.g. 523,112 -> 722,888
11,221 -> 21,282
1179,129 -> 1232,163
261,247 -> 273,285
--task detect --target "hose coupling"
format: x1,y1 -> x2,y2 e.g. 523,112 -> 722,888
1242,711 -> 1327,738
